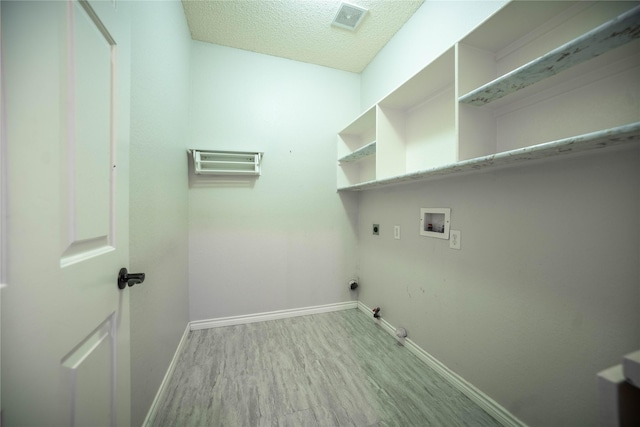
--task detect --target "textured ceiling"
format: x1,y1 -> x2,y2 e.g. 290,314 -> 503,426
181,0 -> 425,73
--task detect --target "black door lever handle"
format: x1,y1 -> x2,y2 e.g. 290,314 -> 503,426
117,268 -> 146,290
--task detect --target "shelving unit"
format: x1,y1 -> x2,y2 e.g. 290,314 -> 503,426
337,1 -> 640,192
337,106 -> 376,188
457,1 -> 640,160
458,3 -> 640,106
338,122 -> 640,191
378,47 -> 456,179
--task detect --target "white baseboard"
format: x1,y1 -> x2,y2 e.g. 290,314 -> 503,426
356,302 -> 526,427
190,301 -> 358,331
142,323 -> 190,427
356,300 -> 396,335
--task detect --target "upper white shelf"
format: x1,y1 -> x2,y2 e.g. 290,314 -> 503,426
338,141 -> 376,163
459,5 -> 640,106
339,106 -> 375,136
379,48 -> 454,110
338,122 -> 640,191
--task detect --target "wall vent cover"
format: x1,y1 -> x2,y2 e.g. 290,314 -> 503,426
190,149 -> 263,176
332,2 -> 368,31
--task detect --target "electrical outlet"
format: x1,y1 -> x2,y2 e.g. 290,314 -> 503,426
394,225 -> 400,240
373,224 -> 380,235
449,230 -> 461,250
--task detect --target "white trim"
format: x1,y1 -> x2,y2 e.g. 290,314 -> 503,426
356,301 -> 396,334
402,339 -> 527,427
142,324 -> 190,427
190,301 -> 358,331
357,302 -> 526,427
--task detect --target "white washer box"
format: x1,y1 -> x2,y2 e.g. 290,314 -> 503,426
420,208 -> 450,240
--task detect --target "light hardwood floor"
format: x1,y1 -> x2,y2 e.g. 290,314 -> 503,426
153,309 -> 501,426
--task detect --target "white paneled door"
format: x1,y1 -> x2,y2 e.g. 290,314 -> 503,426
2,1 -> 132,425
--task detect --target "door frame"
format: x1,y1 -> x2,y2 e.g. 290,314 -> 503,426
1,1 -> 7,415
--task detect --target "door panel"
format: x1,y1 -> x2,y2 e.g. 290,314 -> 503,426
62,313 -> 116,427
61,0 -> 115,266
1,1 -> 131,425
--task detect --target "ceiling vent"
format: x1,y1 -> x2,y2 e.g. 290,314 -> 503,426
332,2 -> 368,31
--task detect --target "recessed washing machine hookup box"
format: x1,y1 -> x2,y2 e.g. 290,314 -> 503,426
420,208 -> 451,239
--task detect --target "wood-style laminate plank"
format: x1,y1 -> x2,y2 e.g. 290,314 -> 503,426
153,309 -> 501,427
